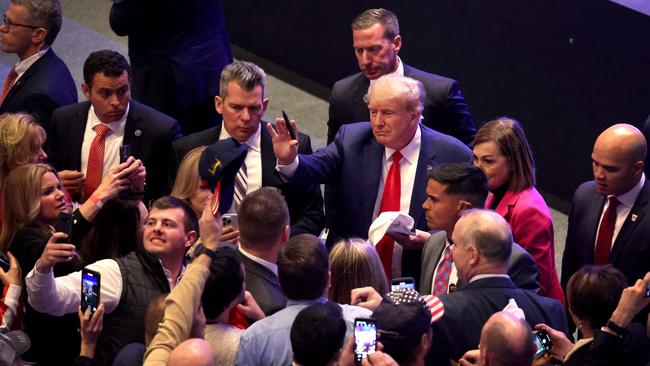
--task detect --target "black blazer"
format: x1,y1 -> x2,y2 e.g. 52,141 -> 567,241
562,180 -> 650,288
0,48 -> 77,130
419,230 -> 540,294
327,63 -> 476,145
427,276 -> 568,364
170,122 -> 325,236
239,251 -> 287,316
48,100 -> 182,203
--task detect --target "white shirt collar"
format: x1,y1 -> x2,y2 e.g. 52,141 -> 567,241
610,173 -> 645,208
384,124 -> 421,165
14,47 -> 49,79
219,122 -> 262,152
160,260 -> 186,289
238,246 -> 278,276
88,102 -> 130,136
469,274 -> 510,283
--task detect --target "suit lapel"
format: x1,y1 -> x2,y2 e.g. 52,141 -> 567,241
354,76 -> 371,120
584,190 -> 607,262
489,190 -> 522,221
68,102 -> 91,170
409,126 -> 437,225
610,181 -> 650,263
363,138 -> 385,221
122,101 -> 143,158
1,49 -> 52,109
422,232 -> 446,293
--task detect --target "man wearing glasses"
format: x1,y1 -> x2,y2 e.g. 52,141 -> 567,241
0,0 -> 77,130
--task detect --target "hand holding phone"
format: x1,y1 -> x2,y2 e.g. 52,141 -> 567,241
54,212 -> 73,243
119,145 -> 131,164
282,110 -> 297,140
534,329 -> 552,360
354,318 -> 377,364
81,268 -> 101,316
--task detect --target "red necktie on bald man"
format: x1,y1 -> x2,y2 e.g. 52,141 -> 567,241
376,151 -> 402,281
594,196 -> 620,265
84,124 -> 112,201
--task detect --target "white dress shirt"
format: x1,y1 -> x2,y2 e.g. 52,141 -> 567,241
595,173 -> 645,249
12,47 -> 49,84
80,103 -> 130,178
219,123 -> 263,194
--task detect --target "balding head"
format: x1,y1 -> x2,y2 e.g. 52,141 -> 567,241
480,312 -> 536,366
592,124 -> 646,196
168,338 -> 215,366
451,209 -> 513,282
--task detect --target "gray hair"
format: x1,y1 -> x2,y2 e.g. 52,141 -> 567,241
351,8 -> 400,40
10,0 -> 62,46
365,74 -> 424,113
456,209 -> 513,265
219,60 -> 266,98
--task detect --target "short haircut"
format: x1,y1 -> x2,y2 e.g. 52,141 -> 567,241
11,0 -> 62,45
277,234 -> 329,301
482,315 -> 536,366
171,146 -> 206,202
150,196 -> 198,235
427,163 -> 488,207
0,112 -> 46,187
83,50 -> 131,86
144,294 -> 168,346
567,265 -> 628,328
473,117 -> 536,191
201,245 -> 244,320
351,8 -> 400,40
457,209 -> 513,265
238,187 -> 289,250
219,60 -> 266,98
291,302 -> 346,366
365,74 -> 424,113
329,238 -> 388,304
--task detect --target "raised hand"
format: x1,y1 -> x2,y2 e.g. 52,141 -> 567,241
267,117 -> 299,165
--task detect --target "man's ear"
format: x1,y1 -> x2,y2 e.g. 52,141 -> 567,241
392,34 -> 402,54
262,97 -> 270,113
633,160 -> 644,175
215,95 -> 224,115
81,83 -> 91,100
31,28 -> 47,46
185,230 -> 198,249
457,200 -> 472,216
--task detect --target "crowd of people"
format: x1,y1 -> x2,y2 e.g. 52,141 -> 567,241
0,1 -> 647,365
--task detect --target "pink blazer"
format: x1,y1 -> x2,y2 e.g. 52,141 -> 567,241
486,187 -> 565,304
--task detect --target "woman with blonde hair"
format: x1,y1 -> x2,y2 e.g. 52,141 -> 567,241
0,113 -> 47,189
329,238 -> 388,304
473,117 -> 564,304
171,146 -> 209,216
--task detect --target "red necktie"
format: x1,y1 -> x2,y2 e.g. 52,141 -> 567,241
84,124 -> 111,201
376,151 -> 402,280
433,246 -> 453,296
594,196 -> 620,265
0,68 -> 17,105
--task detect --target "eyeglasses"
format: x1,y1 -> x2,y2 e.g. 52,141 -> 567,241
2,15 -> 45,32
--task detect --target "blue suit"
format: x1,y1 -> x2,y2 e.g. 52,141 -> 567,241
289,123 -> 471,278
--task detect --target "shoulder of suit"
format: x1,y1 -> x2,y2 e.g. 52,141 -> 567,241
51,101 -> 90,120
332,72 -> 365,89
403,64 -> 456,84
421,125 -> 471,152
129,100 -> 178,125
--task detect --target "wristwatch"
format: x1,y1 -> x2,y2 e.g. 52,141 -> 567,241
193,243 -> 217,259
603,319 -> 628,339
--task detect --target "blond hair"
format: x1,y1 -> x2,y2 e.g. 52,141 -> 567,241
171,146 -> 206,202
0,113 -> 46,189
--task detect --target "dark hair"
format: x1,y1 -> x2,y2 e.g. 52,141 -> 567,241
351,8 -> 400,40
473,117 -> 536,191
238,187 -> 289,250
11,0 -> 62,46
428,163 -> 489,207
150,196 -> 198,235
567,265 -> 628,328
83,50 -> 131,86
277,234 -> 329,301
80,199 -> 143,264
201,245 -> 244,319
291,302 -> 346,366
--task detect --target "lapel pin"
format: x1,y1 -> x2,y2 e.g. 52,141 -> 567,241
631,214 -> 638,222
134,129 -> 142,136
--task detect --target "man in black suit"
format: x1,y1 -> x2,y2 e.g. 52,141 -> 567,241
171,60 -> 324,236
237,187 -> 289,316
562,124 -> 650,289
49,50 -> 182,203
419,163 -> 539,295
0,0 -> 76,129
427,209 -> 568,364
327,8 -> 475,145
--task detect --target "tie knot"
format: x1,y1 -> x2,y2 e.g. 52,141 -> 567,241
444,246 -> 453,259
608,196 -> 620,208
95,124 -> 111,138
392,151 -> 402,163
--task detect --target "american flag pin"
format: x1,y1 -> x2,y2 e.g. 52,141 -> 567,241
631,214 -> 638,222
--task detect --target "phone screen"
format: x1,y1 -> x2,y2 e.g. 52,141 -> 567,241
390,277 -> 415,291
119,145 -> 131,164
354,318 -> 377,364
534,329 -> 552,359
81,268 -> 101,316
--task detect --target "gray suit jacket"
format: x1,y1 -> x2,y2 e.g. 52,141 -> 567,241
239,250 -> 287,316
419,230 -> 540,295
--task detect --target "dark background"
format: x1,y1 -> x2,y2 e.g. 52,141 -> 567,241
223,0 -> 650,210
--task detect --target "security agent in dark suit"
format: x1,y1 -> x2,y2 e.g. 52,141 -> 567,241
48,50 -> 182,203
327,8 -> 476,145
427,209 -> 568,365
562,124 -> 650,290
170,61 -> 324,237
419,163 -> 539,295
0,0 -> 77,129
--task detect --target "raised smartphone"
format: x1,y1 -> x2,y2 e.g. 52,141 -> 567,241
354,318 -> 377,364
81,268 -> 101,316
390,277 -> 415,291
534,329 -> 552,360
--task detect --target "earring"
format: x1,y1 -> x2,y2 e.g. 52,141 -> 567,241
575,320 -> 583,329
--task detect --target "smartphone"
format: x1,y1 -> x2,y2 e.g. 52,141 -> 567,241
0,253 -> 10,272
534,329 -> 552,360
54,212 -> 72,238
645,282 -> 650,297
81,268 -> 101,316
119,145 -> 131,164
390,277 -> 415,291
281,110 -> 297,140
222,213 -> 239,230
354,318 -> 377,364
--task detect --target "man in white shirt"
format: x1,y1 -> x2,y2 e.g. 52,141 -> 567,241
0,0 -> 77,128
25,196 -> 198,365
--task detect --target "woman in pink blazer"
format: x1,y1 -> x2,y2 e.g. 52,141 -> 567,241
472,117 -> 565,304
